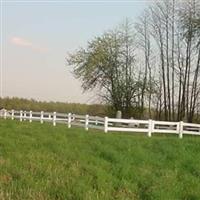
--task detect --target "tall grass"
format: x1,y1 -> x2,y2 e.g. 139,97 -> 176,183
0,119 -> 200,199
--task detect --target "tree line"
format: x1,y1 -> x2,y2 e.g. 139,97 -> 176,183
67,0 -> 200,122
0,97 -> 109,117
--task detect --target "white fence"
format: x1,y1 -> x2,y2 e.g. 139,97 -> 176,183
0,109 -> 105,131
1,109 -> 200,138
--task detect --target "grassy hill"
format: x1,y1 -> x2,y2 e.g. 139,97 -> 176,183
0,119 -> 200,200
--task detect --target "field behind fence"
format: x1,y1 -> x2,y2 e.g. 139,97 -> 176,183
1,109 -> 200,138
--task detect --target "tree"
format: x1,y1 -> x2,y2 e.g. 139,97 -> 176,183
67,0 -> 200,122
67,21 -> 142,118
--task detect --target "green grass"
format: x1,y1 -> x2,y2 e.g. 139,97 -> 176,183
0,119 -> 200,200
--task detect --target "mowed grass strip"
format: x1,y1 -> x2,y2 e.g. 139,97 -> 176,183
0,119 -> 200,200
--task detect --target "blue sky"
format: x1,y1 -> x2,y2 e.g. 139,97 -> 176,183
2,0 -> 150,103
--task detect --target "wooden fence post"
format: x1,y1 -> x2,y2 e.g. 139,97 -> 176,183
68,113 -> 71,128
85,115 -> 89,131
20,110 -> 23,122
40,111 -> 44,124
53,112 -> 56,126
179,121 -> 183,139
11,109 -> 14,120
29,111 -> 32,122
148,119 -> 153,137
104,117 -> 108,133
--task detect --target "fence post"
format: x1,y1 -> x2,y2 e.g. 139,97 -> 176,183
95,116 -> 98,126
29,111 -> 32,122
53,112 -> 56,126
24,111 -> 27,121
40,111 -> 44,124
72,114 -> 75,121
179,121 -> 183,139
20,110 -> 23,122
104,117 -> 108,133
148,119 -> 153,137
68,113 -> 71,128
11,109 -> 14,120
85,115 -> 89,131
3,109 -> 7,119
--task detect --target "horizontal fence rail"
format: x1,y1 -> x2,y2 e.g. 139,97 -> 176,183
0,109 -> 200,138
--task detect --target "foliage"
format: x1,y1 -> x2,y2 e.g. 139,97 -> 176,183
67,0 -> 200,122
0,97 -> 109,117
67,20 -> 146,118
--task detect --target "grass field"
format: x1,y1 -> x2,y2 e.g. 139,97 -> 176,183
0,119 -> 200,200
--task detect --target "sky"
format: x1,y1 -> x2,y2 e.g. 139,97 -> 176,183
1,0 -> 150,104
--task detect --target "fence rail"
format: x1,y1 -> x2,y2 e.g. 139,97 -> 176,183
0,109 -> 200,138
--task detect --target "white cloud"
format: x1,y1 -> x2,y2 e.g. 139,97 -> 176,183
10,36 -> 49,53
